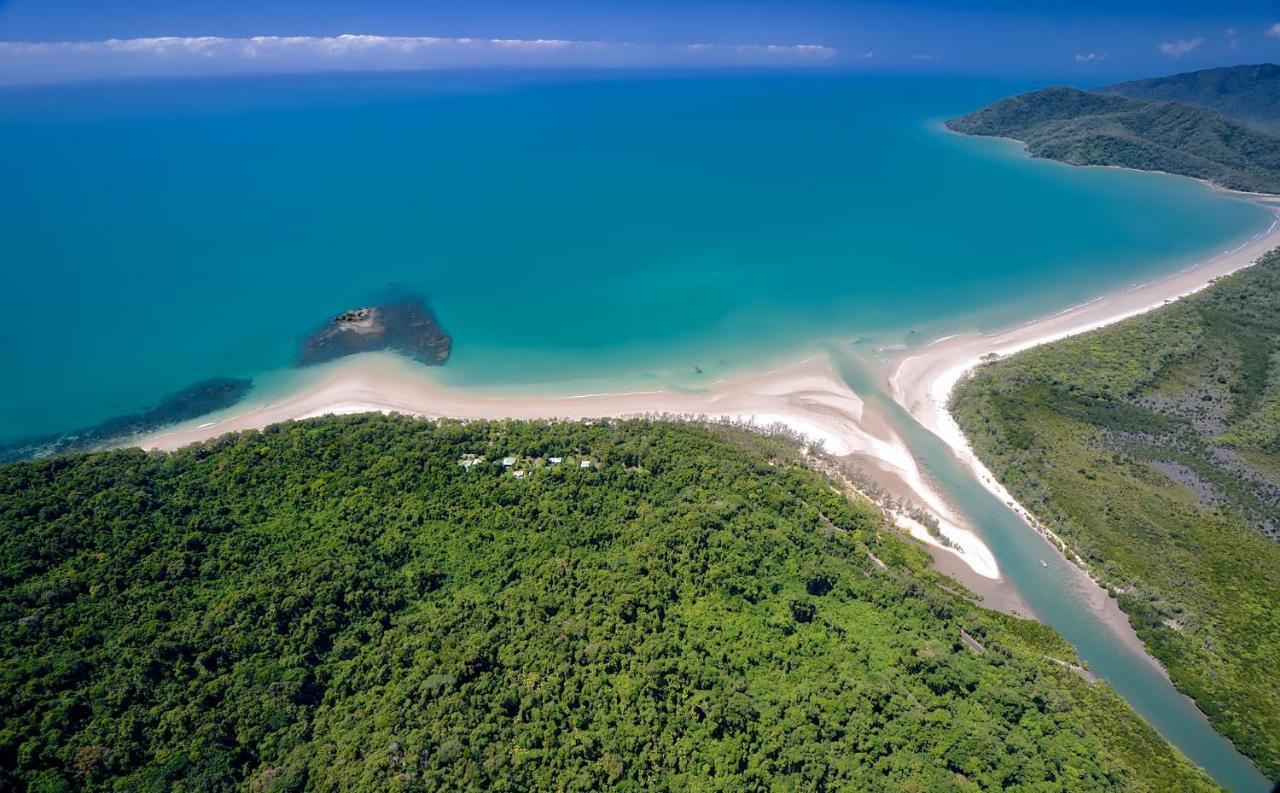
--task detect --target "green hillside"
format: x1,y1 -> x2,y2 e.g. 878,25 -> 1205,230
1104,63 -> 1280,134
947,85 -> 1280,193
0,415 -> 1218,791
952,250 -> 1280,777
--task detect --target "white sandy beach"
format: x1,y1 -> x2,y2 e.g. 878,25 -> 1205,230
888,197 -> 1280,554
881,195 -> 1280,653
140,350 -> 1005,585
138,195 -> 1280,623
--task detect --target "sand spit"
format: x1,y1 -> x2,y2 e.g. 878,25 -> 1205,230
138,201 -> 1280,623
889,200 -> 1280,565
886,197 -> 1280,663
891,201 -> 1280,477
140,352 -> 1006,586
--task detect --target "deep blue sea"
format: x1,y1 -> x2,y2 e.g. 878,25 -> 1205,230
0,70 -> 1270,443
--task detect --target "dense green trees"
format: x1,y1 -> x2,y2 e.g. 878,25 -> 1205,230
1103,64 -> 1280,134
952,250 -> 1280,777
1,416 -> 1217,790
947,85 -> 1280,193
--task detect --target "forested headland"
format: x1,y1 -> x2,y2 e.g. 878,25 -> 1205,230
0,415 -> 1218,791
952,250 -> 1280,777
947,80 -> 1280,193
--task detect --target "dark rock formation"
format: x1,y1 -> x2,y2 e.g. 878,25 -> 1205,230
299,298 -> 452,367
0,377 -> 253,463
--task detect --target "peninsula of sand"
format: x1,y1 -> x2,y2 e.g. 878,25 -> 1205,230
140,197 -> 1280,614
891,196 -> 1280,546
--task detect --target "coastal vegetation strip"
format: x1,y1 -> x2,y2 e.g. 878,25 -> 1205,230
950,249 -> 1280,777
0,416 -> 1216,790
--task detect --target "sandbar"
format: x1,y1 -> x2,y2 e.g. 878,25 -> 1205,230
140,351 -> 1008,588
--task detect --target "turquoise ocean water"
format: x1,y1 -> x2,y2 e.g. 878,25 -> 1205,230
1,70 -> 1275,789
0,71 -> 1270,442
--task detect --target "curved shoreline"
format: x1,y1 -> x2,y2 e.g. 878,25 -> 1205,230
139,350 -> 1007,586
887,197 -> 1280,570
137,196 -> 1280,621
884,196 -> 1280,664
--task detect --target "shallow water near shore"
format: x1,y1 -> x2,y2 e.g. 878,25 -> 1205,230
0,69 -> 1270,443
2,70 -> 1275,788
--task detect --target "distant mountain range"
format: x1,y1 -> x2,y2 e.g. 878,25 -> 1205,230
1103,63 -> 1280,134
947,64 -> 1280,194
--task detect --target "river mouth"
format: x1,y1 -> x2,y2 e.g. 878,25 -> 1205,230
3,71 -> 1275,790
128,304 -> 1275,789
829,343 -> 1272,791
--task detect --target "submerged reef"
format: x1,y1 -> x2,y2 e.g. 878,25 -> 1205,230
0,378 -> 253,463
299,298 -> 452,367
0,298 -> 451,463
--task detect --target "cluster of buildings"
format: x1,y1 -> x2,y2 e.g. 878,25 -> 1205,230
457,452 -> 596,478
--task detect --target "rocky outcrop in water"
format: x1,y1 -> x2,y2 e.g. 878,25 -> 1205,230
299,298 -> 452,367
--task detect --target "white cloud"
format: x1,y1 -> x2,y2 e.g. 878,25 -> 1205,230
1074,52 -> 1107,62
1267,23 -> 1280,39
1226,28 -> 1239,50
1158,37 -> 1204,56
911,53 -> 934,61
488,38 -> 573,51
685,42 -> 835,59
0,33 -> 839,84
778,44 -> 836,58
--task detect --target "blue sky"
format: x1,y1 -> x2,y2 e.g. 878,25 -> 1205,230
1,0 -> 1278,83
